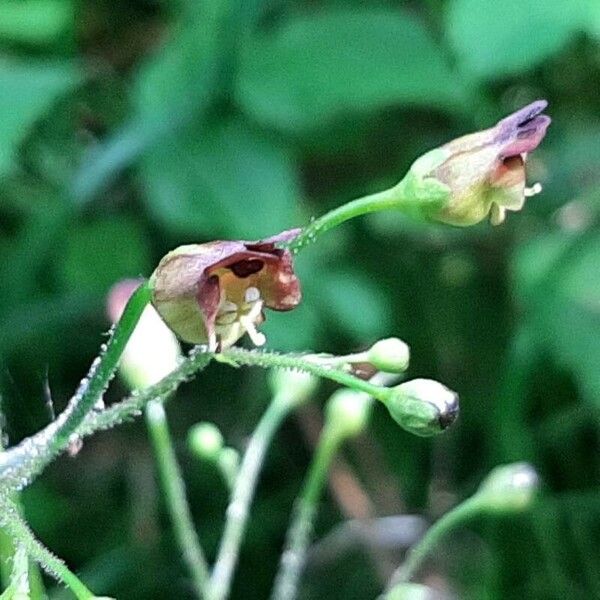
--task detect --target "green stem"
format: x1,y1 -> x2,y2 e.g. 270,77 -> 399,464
208,398 -> 291,600
0,496 -> 95,600
76,346 -> 213,439
389,496 -> 482,586
221,349 -> 389,403
146,400 -> 210,598
0,282 -> 152,490
287,184 -> 409,253
270,427 -> 344,600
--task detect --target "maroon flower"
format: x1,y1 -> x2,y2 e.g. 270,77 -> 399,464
150,229 -> 301,349
412,100 -> 551,226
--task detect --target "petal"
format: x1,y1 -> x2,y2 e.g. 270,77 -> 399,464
495,100 -> 551,158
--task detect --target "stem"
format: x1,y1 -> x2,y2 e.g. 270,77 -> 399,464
76,346 -> 213,439
0,282 -> 152,490
208,398 -> 291,600
270,427 -> 344,600
388,496 -> 482,586
146,401 -> 210,598
0,496 -> 95,600
221,349 -> 389,403
287,184 -> 409,253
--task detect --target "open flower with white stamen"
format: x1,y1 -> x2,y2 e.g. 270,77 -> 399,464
150,229 -> 302,350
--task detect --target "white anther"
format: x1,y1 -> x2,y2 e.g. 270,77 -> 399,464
244,286 -> 260,303
525,182 -> 542,197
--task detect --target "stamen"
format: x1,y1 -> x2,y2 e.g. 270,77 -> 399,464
240,315 -> 266,346
244,286 -> 260,303
525,182 -> 542,197
221,300 -> 238,313
208,332 -> 218,352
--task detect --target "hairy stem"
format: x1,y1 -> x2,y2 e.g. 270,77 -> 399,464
287,183 -> 409,253
208,398 -> 291,600
0,282 -> 152,490
221,349 -> 389,402
146,400 -> 210,598
270,427 -> 343,600
0,496 -> 95,600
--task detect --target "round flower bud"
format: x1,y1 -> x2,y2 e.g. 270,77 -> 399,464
217,447 -> 240,486
325,389 -> 372,438
385,379 -> 459,436
188,422 -> 224,461
268,368 -> 319,409
476,462 -> 539,513
367,338 -> 410,373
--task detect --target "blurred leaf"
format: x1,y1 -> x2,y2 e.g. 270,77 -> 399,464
140,119 -> 301,238
310,269 -> 392,341
237,9 -> 466,133
0,59 -> 80,177
0,0 -> 73,46
514,224 -> 600,407
446,0 -> 586,79
72,0 -> 230,202
58,217 -> 151,294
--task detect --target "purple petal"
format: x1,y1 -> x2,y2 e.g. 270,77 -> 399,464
496,100 -> 551,158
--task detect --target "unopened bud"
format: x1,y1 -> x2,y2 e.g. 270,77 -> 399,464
217,447 -> 240,487
385,379 -> 459,436
188,422 -> 224,461
368,338 -> 410,373
476,462 -> 539,513
384,582 -> 440,600
268,368 -> 319,408
325,389 -> 372,438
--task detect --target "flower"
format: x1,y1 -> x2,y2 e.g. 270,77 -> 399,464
107,279 -> 182,389
409,100 -> 551,226
150,229 -> 302,350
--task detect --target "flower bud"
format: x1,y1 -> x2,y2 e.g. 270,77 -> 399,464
385,379 -> 459,436
325,389 -> 372,438
476,462 -> 539,513
268,368 -> 319,409
384,582 -> 439,600
405,101 -> 550,227
188,422 -> 224,461
217,447 -> 240,486
107,279 -> 181,390
367,338 -> 410,373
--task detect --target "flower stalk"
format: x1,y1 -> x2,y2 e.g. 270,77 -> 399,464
146,400 -> 210,598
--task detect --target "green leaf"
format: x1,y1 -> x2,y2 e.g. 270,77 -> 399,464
311,270 -> 392,340
139,119 -> 301,239
446,0 -> 586,79
237,9 -> 466,133
0,0 -> 73,46
0,60 -> 80,177
58,217 -> 151,295
514,225 -> 600,406
72,0 -> 230,201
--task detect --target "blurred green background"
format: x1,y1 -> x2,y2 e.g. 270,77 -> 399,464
1,0 -> 599,598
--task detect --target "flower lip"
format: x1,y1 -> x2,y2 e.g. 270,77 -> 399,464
496,100 -> 551,158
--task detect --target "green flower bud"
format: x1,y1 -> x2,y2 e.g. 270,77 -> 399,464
325,389 -> 372,438
367,338 -> 410,373
385,379 -> 459,437
476,462 -> 539,513
188,422 -> 224,461
268,368 -> 319,409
